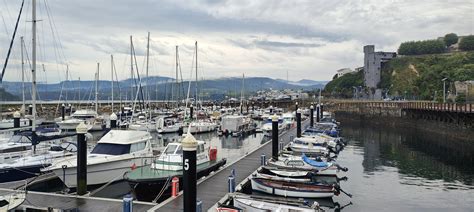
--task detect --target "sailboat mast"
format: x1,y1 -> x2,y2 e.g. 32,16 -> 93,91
111,55 -> 114,112
31,0 -> 37,133
146,32 -> 150,104
21,36 -> 25,112
95,63 -> 99,113
130,35 -> 134,104
195,41 -> 198,108
175,45 -> 179,107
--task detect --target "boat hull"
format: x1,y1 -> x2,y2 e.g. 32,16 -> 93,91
251,177 -> 334,198
0,164 -> 46,183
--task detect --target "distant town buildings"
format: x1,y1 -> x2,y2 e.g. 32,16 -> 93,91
363,45 -> 396,99
336,68 -> 355,77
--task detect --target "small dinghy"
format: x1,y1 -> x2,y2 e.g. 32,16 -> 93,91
233,195 -> 321,212
251,177 -> 335,198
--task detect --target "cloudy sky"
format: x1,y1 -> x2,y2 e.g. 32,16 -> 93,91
0,0 -> 473,83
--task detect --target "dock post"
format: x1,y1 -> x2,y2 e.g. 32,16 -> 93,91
182,132 -> 198,212
13,111 -> 20,135
246,104 -> 249,114
28,104 -> 33,126
260,154 -> 266,166
296,109 -> 301,138
310,105 -> 314,127
68,104 -> 72,116
269,105 -> 273,115
228,175 -> 235,193
76,122 -> 89,195
316,104 -> 320,123
272,115 -> 279,160
295,102 -> 298,112
61,103 -> 65,121
123,194 -> 133,212
320,103 -> 324,119
110,113 -> 117,129
190,104 -> 194,120
240,104 -> 243,114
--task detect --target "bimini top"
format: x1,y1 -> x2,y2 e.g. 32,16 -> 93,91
98,130 -> 152,145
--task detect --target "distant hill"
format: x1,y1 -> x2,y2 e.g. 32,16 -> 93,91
0,87 -> 19,101
1,76 -> 327,101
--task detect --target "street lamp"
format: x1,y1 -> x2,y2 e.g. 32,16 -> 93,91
442,78 -> 448,103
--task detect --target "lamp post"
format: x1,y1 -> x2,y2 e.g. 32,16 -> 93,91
442,78 -> 448,103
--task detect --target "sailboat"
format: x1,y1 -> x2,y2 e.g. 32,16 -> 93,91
182,41 -> 218,134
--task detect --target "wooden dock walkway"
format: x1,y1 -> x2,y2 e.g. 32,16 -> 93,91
152,120 -> 308,211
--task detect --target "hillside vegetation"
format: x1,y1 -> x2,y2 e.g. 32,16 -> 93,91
324,51 -> 474,100
380,52 -> 474,100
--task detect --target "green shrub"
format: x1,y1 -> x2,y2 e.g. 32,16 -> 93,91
444,33 -> 458,46
459,35 -> 474,51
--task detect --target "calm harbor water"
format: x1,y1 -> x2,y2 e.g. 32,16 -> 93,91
333,122 -> 474,212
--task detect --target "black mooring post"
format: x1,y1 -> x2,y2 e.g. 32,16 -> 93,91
320,103 -> 324,119
13,111 -> 20,135
246,104 -> 249,113
272,116 -> 279,160
269,105 -> 273,115
110,113 -> 117,129
240,105 -> 243,114
295,102 -> 298,112
190,104 -> 194,120
68,104 -> 72,116
316,104 -> 320,123
310,105 -> 314,127
61,103 -> 65,121
28,105 -> 33,126
182,134 -> 198,212
76,123 -> 88,195
296,110 -> 301,138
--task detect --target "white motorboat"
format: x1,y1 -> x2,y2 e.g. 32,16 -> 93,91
267,155 -> 338,176
0,118 -> 30,129
56,109 -> 105,131
44,130 -> 154,187
261,117 -> 286,137
156,118 -> 182,134
183,120 -> 217,134
129,115 -> 157,132
150,138 -> 210,171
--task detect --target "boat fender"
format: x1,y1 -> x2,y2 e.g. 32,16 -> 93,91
209,148 -> 217,161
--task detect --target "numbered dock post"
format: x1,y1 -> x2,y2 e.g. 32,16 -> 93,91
310,104 -> 314,127
76,122 -> 89,195
296,109 -> 302,138
182,132 -> 198,212
272,115 -> 279,160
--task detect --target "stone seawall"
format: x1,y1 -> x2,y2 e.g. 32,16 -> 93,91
334,110 -> 474,142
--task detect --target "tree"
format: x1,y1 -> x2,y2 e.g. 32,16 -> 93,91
444,33 -> 458,46
459,35 -> 474,51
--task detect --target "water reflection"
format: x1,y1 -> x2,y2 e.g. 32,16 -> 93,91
342,122 -> 474,188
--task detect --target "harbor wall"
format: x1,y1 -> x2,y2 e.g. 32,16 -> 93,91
330,105 -> 474,142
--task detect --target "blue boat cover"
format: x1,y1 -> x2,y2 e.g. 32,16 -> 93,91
302,154 -> 328,168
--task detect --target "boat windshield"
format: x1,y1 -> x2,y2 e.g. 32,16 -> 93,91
8,135 -> 30,143
91,143 -> 130,155
164,144 -> 179,154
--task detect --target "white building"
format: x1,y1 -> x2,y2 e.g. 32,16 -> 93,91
336,68 -> 354,77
